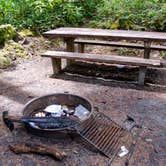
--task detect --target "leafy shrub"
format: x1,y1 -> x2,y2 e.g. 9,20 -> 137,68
0,0 -> 165,33
0,0 -> 103,33
90,0 -> 166,31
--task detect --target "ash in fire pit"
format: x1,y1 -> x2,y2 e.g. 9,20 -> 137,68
30,104 -> 90,130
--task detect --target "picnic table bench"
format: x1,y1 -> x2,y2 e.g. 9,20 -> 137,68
42,28 -> 166,85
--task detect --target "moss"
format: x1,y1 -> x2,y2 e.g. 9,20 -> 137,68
0,54 -> 11,68
0,24 -> 15,47
0,40 -> 29,68
6,40 -> 29,58
19,29 -> 34,37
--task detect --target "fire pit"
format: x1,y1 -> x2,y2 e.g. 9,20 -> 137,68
2,93 -> 126,160
22,93 -> 93,133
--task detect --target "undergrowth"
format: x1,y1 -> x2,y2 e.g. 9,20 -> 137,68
0,0 -> 102,33
0,0 -> 165,33
90,0 -> 166,31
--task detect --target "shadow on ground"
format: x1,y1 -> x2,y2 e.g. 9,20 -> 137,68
0,79 -> 36,104
52,61 -> 166,93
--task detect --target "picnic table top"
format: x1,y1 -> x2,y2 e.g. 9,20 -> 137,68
43,27 -> 166,42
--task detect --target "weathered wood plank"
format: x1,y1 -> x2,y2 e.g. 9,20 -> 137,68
51,58 -> 61,74
138,66 -> 147,85
144,41 -> 151,59
74,39 -> 166,51
78,43 -> 85,53
41,51 -> 160,67
43,28 -> 166,42
62,37 -> 75,68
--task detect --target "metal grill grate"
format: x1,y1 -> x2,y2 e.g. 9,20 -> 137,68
76,112 -> 126,158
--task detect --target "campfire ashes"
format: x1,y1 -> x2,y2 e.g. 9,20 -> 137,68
30,104 -> 90,129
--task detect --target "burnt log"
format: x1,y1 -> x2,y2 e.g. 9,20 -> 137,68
9,142 -> 67,160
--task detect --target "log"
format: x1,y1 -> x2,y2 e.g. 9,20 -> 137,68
9,142 -> 67,160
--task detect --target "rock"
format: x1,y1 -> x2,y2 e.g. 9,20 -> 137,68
73,150 -> 79,154
145,138 -> 153,142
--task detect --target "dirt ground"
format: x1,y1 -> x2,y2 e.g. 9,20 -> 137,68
0,37 -> 166,166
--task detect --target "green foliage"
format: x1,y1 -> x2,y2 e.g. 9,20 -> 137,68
160,51 -> 166,58
116,47 -> 141,57
19,29 -> 35,37
0,0 -> 103,33
0,0 -> 165,33
75,0 -> 104,18
90,0 -> 166,31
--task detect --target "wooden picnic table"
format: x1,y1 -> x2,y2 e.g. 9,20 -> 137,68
43,27 -> 166,60
43,27 -> 166,85
43,27 -> 166,42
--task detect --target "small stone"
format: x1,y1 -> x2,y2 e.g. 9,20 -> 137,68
73,150 -> 78,154
132,132 -> 137,136
145,138 -> 153,142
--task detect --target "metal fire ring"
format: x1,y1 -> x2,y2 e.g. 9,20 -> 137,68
22,93 -> 93,132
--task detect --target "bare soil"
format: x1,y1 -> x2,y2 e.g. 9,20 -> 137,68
0,37 -> 166,166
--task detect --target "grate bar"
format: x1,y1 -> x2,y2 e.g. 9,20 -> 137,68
79,117 -> 96,134
98,127 -> 120,151
88,126 -> 111,143
78,116 -> 95,132
81,120 -> 98,136
101,127 -> 121,150
77,112 -> 127,158
104,129 -> 123,155
84,122 -> 103,140
106,130 -> 125,158
83,119 -> 101,137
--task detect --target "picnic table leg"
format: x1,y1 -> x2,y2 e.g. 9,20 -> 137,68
138,66 -> 147,85
51,58 -> 61,74
61,37 -> 75,69
144,41 -> 151,59
78,43 -> 85,53
138,41 -> 151,85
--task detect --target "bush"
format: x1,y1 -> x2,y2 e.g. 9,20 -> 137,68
90,0 -> 166,31
0,0 -> 103,33
0,0 -> 165,33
